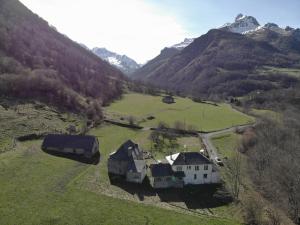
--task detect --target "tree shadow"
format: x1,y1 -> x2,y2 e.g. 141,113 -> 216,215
42,149 -> 101,165
156,184 -> 233,209
109,174 -> 233,209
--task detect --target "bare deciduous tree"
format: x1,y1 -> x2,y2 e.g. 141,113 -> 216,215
228,149 -> 242,201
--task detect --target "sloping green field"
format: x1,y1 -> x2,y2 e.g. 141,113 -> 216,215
257,66 -> 300,78
0,125 -> 240,225
0,95 -> 246,224
106,93 -> 254,132
211,132 -> 240,159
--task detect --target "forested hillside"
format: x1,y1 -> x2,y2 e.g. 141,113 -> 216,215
133,29 -> 300,99
237,85 -> 300,224
0,0 -> 124,119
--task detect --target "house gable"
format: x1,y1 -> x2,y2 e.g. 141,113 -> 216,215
165,152 -> 220,185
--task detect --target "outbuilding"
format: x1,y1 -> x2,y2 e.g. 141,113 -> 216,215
42,134 -> 99,159
162,95 -> 175,104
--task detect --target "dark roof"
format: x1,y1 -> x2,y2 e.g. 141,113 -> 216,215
150,163 -> 186,178
150,163 -> 174,177
163,96 -> 174,101
42,134 -> 97,152
172,152 -> 212,165
109,140 -> 143,161
110,140 -> 145,173
127,159 -> 145,173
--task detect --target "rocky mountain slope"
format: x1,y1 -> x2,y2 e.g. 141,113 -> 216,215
133,14 -> 300,98
0,0 -> 124,118
92,47 -> 140,75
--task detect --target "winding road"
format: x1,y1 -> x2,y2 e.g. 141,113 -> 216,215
199,124 -> 255,160
105,118 -> 255,161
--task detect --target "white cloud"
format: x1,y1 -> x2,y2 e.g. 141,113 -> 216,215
20,0 -> 189,63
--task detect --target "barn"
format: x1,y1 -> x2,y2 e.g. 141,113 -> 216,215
42,134 -> 99,159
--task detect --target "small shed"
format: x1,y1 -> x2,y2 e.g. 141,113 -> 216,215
162,95 -> 175,104
42,134 -> 99,158
149,163 -> 184,189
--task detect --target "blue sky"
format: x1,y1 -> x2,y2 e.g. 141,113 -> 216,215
147,0 -> 300,37
20,0 -> 300,63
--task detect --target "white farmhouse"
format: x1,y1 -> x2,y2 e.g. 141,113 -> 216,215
166,152 -> 220,185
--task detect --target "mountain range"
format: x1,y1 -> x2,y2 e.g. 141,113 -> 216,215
133,14 -> 300,98
1,1 -> 299,108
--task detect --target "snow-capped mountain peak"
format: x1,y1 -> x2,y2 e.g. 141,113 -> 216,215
171,38 -> 195,50
235,13 -> 246,22
92,47 -> 140,75
221,14 -> 260,34
220,14 -> 300,41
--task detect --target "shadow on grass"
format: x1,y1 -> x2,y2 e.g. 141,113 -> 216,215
42,150 -> 101,165
157,184 -> 233,210
109,175 -> 156,201
109,174 -> 233,209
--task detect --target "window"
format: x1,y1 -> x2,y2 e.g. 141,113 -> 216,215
203,174 -> 207,179
204,165 -> 208,170
177,166 -> 182,171
194,174 -> 197,180
187,165 -> 191,170
195,166 -> 199,171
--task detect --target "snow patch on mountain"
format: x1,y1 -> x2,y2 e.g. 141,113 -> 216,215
220,14 -> 260,34
171,38 -> 195,50
107,57 -> 121,66
220,14 -> 300,38
92,48 -> 140,75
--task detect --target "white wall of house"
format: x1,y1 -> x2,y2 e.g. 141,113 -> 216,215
212,171 -> 220,183
171,164 -> 218,185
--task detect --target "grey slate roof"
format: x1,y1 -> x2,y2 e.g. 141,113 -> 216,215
110,140 -> 145,173
150,163 -> 186,178
172,152 -> 211,165
150,163 -> 174,177
109,140 -> 143,161
128,160 -> 145,173
42,134 -> 97,153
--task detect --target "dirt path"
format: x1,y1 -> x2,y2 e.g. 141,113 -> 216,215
199,124 -> 254,160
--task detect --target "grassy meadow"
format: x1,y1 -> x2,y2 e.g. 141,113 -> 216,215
0,94 -> 253,224
0,124 -> 240,225
106,93 -> 254,132
0,99 -> 85,153
211,132 -> 240,159
257,66 -> 300,78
